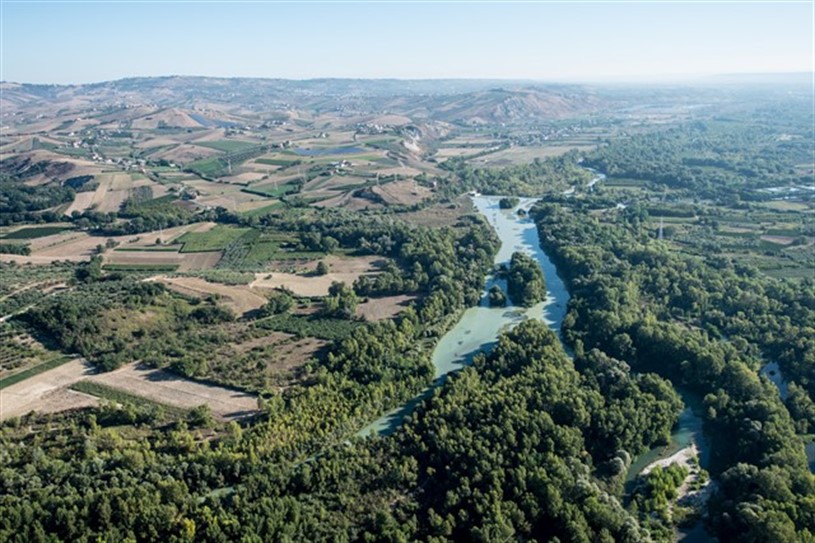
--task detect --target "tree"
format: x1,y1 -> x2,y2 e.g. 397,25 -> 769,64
187,404 -> 213,428
75,256 -> 103,283
488,285 -> 507,307
499,197 -> 520,209
315,260 -> 330,276
324,281 -> 358,318
261,290 -> 294,316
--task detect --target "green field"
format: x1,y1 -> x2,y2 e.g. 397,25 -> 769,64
255,313 -> 361,341
114,246 -> 182,252
2,226 -> 70,240
102,263 -> 180,272
255,158 -> 300,167
603,177 -> 650,187
240,202 -> 285,218
185,157 -> 229,178
193,140 -> 258,153
175,225 -> 253,253
242,182 -> 300,198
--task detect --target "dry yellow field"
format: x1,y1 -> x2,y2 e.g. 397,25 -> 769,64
371,179 -> 432,205
357,294 -> 416,321
88,362 -> 258,420
434,147 -> 483,158
5,223 -> 218,266
0,358 -> 98,420
0,357 -> 260,422
153,276 -> 267,315
250,255 -> 382,296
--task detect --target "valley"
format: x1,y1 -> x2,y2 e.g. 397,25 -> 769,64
0,76 -> 813,543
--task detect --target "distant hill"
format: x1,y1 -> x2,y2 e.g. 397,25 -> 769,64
0,77 -> 605,125
404,87 -> 603,124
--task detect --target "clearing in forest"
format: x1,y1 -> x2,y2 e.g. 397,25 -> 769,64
250,255 -> 383,297
87,362 -> 258,420
153,275 -> 268,315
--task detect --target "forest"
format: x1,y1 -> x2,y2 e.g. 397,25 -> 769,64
532,199 -> 814,542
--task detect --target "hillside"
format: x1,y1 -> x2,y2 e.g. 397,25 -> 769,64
0,77 -> 606,125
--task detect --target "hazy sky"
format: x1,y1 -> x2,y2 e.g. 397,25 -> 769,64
2,1 -> 812,84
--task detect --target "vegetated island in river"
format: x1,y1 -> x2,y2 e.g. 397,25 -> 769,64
506,251 -> 547,307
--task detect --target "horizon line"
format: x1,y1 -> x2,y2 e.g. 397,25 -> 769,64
3,71 -> 813,87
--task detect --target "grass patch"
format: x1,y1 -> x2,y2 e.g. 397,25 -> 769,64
114,246 -> 182,252
186,157 -> 228,178
193,140 -> 258,153
766,228 -> 800,236
70,380 -> 188,418
255,158 -> 300,167
240,202 -> 285,218
242,182 -> 301,198
175,225 -> 253,253
0,355 -> 75,390
605,177 -> 650,187
256,313 -> 360,341
3,226 -> 70,240
103,263 -> 180,272
179,269 -> 255,285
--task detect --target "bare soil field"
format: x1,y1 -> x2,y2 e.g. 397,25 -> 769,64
268,337 -> 326,384
196,193 -> 258,211
395,195 -> 474,227
131,108 -> 203,129
88,362 -> 258,420
314,192 -> 355,209
33,231 -> 121,258
153,276 -> 267,315
364,114 -> 413,126
761,235 -> 796,246
761,200 -> 811,212
719,225 -> 756,234
333,194 -> 385,211
185,180 -> 260,210
134,136 -> 181,149
0,254 -> 90,265
63,173 -> 138,214
250,255 -> 383,296
130,222 -> 216,247
434,147 -> 483,159
443,135 -> 501,146
105,251 -> 184,267
476,145 -> 596,166
96,190 -> 130,213
64,191 -> 96,216
235,199 -> 279,213
154,143 -> 220,165
372,166 -> 424,178
0,358 -> 98,420
371,179 -> 432,205
8,223 -> 218,266
357,294 -> 416,321
224,172 -> 267,184
177,251 -> 222,270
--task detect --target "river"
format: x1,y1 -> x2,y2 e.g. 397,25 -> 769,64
357,196 -> 569,436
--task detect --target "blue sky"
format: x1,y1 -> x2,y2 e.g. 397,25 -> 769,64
2,1 -> 812,84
